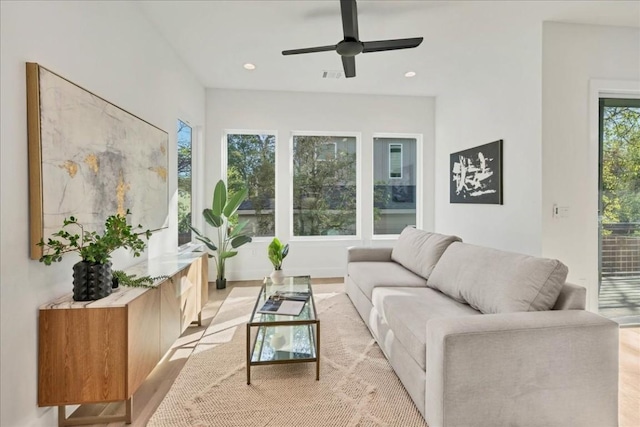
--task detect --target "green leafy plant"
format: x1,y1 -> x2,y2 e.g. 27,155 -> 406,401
268,237 -> 289,271
189,180 -> 253,284
112,270 -> 170,288
37,210 -> 152,265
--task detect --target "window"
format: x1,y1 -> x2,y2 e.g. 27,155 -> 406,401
226,132 -> 276,237
177,120 -> 192,246
373,137 -> 417,235
317,142 -> 337,161
293,134 -> 357,236
389,144 -> 403,178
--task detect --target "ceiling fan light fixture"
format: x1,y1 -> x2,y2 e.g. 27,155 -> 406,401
243,63 -> 256,70
404,71 -> 416,78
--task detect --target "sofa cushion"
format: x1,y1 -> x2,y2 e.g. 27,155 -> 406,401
428,242 -> 568,314
347,262 -> 426,301
372,287 -> 481,370
391,227 -> 462,280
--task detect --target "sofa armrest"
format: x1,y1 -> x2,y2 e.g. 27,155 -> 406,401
552,281 -> 586,310
425,311 -> 618,427
346,246 -> 393,263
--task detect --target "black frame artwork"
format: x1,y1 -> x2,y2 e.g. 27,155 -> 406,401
449,139 -> 503,204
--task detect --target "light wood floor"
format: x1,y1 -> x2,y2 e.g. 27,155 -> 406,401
69,280 -> 639,427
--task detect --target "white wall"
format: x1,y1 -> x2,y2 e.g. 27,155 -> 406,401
431,4 -> 545,256
541,22 -> 640,311
206,89 -> 434,280
0,1 -> 205,425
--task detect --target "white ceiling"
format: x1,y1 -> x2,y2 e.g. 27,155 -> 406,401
137,0 -> 640,96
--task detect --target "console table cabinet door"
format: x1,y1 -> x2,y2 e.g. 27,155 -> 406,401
38,308 -> 127,406
160,273 -> 182,356
181,266 -> 198,332
126,288 -> 160,396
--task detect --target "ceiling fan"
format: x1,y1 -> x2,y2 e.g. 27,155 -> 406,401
282,0 -> 423,78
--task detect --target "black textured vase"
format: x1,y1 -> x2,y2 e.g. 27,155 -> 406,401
72,261 -> 113,301
216,278 -> 226,290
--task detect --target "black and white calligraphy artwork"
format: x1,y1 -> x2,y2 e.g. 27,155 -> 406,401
449,140 -> 502,204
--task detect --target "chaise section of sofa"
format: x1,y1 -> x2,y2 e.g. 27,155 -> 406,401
345,227 -> 619,427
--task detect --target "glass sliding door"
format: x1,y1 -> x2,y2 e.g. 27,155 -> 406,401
598,98 -> 640,323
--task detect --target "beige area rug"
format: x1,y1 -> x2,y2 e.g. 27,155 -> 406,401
148,283 -> 428,427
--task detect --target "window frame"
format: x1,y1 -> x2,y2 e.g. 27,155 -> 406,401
222,129 -> 279,242
177,118 -> 203,252
289,130 -> 362,241
372,133 -> 423,239
389,143 -> 403,179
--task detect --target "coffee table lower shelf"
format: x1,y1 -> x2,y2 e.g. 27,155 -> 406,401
246,321 -> 320,384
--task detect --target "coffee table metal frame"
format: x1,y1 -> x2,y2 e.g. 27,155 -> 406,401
246,275 -> 320,384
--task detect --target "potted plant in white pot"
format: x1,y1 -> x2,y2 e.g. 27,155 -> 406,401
37,210 -> 151,301
189,180 -> 252,289
268,237 -> 289,285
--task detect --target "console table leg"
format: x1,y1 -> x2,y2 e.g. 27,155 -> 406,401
125,397 -> 132,423
57,398 -> 133,426
58,405 -> 66,426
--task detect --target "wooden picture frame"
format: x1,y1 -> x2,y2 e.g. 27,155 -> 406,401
449,139 -> 503,204
26,63 -> 169,259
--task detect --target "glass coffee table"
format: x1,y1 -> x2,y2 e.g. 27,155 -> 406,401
246,275 -> 320,384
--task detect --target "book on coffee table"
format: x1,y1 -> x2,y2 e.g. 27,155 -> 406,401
272,291 -> 310,302
257,295 -> 306,316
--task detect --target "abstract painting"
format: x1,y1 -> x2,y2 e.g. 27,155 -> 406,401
26,63 -> 168,259
449,140 -> 503,204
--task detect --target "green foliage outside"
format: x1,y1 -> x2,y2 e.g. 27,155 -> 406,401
227,134 -> 276,236
178,120 -> 192,245
601,106 -> 640,235
293,136 -> 357,236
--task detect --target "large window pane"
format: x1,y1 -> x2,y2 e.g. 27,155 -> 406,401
598,99 -> 640,320
227,133 -> 276,237
293,135 -> 357,236
177,120 -> 192,246
373,137 -> 417,235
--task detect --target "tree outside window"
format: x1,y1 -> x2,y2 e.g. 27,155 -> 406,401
177,120 -> 192,246
227,133 -> 276,237
601,104 -> 640,234
293,135 -> 357,236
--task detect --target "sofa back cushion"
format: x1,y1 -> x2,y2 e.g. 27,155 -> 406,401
427,242 -> 568,314
391,227 -> 462,280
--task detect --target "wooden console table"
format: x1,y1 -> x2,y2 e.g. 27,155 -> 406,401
37,252 -> 208,426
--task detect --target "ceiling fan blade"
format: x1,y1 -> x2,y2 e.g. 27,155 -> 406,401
362,37 -> 423,53
342,56 -> 356,78
282,45 -> 337,55
340,0 -> 359,40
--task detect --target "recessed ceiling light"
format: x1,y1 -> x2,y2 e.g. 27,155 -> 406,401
243,63 -> 256,70
404,71 -> 416,78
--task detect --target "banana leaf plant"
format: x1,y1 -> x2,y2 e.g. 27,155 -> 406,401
189,180 -> 252,289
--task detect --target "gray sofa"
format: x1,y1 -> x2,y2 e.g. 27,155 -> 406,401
346,227 -> 619,427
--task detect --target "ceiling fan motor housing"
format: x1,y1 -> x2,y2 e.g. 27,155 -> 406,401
336,39 -> 363,57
